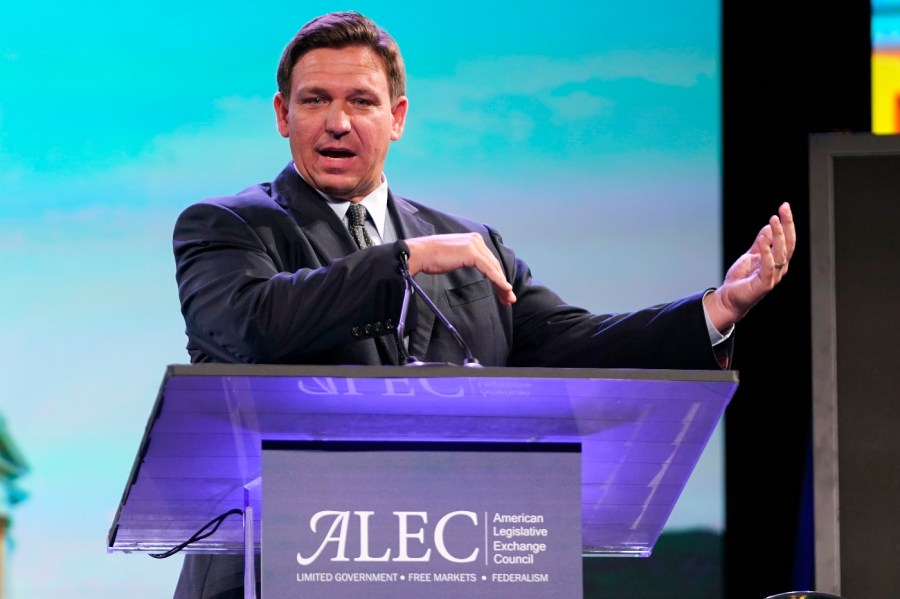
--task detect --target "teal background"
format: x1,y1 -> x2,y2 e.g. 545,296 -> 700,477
0,1 -> 720,596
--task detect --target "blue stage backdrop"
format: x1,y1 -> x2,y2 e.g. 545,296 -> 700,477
0,1 -> 720,596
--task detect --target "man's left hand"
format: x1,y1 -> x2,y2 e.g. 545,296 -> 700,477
703,202 -> 796,331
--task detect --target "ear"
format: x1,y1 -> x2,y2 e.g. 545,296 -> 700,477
390,96 -> 409,141
273,92 -> 290,138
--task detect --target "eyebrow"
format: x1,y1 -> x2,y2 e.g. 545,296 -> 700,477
296,85 -> 380,98
296,86 -> 331,97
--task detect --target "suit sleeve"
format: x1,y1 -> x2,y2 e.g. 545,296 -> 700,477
174,200 -> 408,364
486,227 -> 728,370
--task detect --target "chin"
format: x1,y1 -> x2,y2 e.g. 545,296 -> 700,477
320,184 -> 358,200
320,177 -> 375,199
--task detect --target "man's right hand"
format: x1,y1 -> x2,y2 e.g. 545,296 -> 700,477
703,202 -> 796,331
405,233 -> 517,306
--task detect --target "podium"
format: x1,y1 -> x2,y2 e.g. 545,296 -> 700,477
108,364 -> 736,596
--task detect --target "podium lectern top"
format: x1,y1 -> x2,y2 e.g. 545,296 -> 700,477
108,365 -> 736,557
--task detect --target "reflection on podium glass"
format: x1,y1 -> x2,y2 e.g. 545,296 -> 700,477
765,592 -> 846,599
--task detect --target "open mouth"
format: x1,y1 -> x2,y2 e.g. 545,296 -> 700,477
319,148 -> 356,159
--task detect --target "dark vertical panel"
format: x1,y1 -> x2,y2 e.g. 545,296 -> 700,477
722,2 -> 871,597
833,154 -> 900,597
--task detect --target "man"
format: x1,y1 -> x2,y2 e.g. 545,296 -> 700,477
172,11 -> 795,598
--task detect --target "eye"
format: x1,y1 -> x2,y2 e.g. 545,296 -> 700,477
301,96 -> 326,105
352,98 -> 374,107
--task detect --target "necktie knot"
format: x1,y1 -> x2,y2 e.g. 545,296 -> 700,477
347,203 -> 367,227
347,203 -> 374,249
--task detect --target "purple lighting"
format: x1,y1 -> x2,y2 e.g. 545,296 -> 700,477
108,364 -> 736,557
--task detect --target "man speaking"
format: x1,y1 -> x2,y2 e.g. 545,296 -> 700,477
172,11 -> 794,598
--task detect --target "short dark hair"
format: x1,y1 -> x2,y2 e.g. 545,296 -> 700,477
276,11 -> 406,101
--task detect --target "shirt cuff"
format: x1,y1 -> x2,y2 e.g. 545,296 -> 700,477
702,290 -> 735,346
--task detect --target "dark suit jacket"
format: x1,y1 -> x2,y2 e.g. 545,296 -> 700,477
171,163 -> 725,598
175,163 -> 722,370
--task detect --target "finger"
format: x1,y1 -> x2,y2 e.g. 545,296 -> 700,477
770,202 -> 796,277
477,264 -> 515,302
757,223 -> 774,247
779,202 -> 797,259
757,232 -> 776,285
470,239 -> 516,305
770,214 -> 787,265
497,287 -> 517,305
459,234 -> 516,305
769,215 -> 788,281
408,234 -> 516,305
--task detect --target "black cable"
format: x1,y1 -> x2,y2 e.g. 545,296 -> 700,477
149,508 -> 243,559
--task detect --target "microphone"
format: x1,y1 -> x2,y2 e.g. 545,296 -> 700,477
395,250 -> 482,367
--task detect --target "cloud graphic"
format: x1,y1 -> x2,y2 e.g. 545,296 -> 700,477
448,50 -> 715,96
399,49 -> 716,165
0,96 -> 285,218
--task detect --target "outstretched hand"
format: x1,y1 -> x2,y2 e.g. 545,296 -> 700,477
704,202 -> 796,331
405,233 -> 517,305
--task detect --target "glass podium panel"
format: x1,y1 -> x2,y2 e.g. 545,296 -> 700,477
108,364 -> 737,557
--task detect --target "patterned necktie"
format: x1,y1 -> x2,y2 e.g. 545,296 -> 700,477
347,203 -> 374,249
346,202 -> 398,364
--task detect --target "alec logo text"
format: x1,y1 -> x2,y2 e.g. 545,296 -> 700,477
296,510 -> 479,566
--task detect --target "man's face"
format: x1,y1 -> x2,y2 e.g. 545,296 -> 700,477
274,45 -> 408,203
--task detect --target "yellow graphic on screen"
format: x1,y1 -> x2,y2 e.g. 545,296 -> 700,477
873,51 -> 900,133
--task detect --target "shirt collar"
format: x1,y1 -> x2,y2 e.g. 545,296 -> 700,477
292,162 -> 389,240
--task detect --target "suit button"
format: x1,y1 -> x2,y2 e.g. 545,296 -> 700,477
385,318 -> 394,330
351,327 -> 362,338
374,322 -> 383,333
363,323 -> 373,335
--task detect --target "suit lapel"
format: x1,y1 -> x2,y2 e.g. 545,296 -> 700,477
390,193 -> 439,360
270,165 -> 401,364
271,164 -> 358,263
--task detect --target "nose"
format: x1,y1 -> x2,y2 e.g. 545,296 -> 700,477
325,104 -> 351,137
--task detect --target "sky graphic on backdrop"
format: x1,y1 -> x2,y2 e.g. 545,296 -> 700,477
0,1 -> 720,596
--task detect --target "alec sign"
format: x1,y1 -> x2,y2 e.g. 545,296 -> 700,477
262,441 -> 582,598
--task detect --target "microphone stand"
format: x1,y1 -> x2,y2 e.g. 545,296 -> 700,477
396,250 -> 482,368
